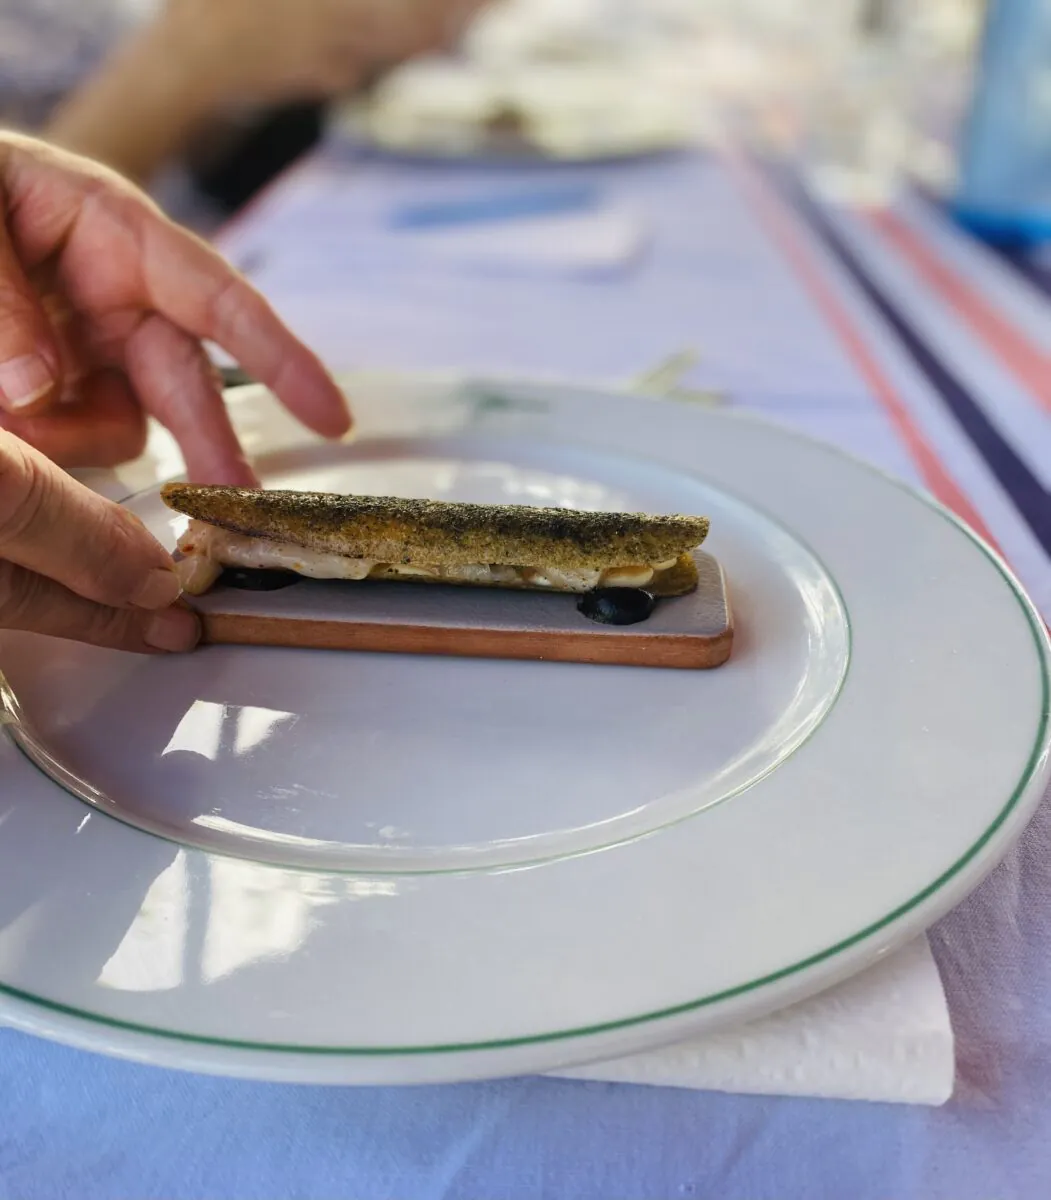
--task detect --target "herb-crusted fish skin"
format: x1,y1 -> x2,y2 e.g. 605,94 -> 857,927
160,484 -> 710,570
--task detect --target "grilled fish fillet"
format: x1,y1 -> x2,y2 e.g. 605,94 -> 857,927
161,483 -> 709,597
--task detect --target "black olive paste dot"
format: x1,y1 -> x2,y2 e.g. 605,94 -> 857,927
578,587 -> 657,626
219,567 -> 302,591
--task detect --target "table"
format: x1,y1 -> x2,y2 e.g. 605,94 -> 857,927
2,141 -> 1050,1200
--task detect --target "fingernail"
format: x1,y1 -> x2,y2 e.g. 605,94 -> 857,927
132,567 -> 183,610
0,354 -> 54,410
144,607 -> 200,653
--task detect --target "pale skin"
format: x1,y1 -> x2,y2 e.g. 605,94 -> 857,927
45,0 -> 485,184
0,132 -> 352,652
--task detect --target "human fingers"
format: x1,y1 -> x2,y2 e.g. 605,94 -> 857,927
124,312 -> 258,485
27,263 -> 89,404
0,428 -> 181,610
0,368 -> 147,467
0,559 -> 199,652
69,197 -> 350,439
141,237 -> 351,441
0,213 -> 62,413
0,138 -> 349,440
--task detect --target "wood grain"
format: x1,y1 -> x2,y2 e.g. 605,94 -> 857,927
186,552 -> 733,670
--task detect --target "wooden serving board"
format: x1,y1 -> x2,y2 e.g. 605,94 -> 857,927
184,551 -> 733,670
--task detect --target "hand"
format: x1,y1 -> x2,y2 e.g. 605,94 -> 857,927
0,132 -> 350,484
159,0 -> 486,103
0,429 -> 199,653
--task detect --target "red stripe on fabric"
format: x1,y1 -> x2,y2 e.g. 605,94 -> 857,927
722,152 -> 1002,553
868,209 -> 1051,417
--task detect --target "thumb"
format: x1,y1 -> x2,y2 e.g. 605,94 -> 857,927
0,560 -> 200,653
0,212 -> 61,414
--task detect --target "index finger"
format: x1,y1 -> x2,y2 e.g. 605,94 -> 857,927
136,212 -> 352,440
10,152 -> 350,440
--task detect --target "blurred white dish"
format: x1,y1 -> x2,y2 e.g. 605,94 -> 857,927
346,58 -> 694,161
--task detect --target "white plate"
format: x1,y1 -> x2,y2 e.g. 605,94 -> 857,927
0,375 -> 1047,1084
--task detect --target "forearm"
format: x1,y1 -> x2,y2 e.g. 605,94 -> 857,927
44,22 -> 227,184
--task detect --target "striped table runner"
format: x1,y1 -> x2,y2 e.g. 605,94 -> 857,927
728,152 -> 1051,623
